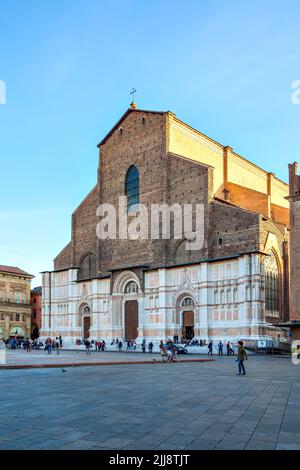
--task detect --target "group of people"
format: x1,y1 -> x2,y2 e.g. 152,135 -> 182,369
0,336 -> 63,353
82,339 -> 107,355
1,337 -> 33,350
116,338 -> 154,353
207,339 -> 248,375
77,334 -> 248,375
45,336 -> 63,354
207,340 -> 235,356
142,339 -> 154,353
126,339 -> 137,351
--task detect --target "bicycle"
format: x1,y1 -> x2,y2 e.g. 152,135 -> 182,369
161,349 -> 180,363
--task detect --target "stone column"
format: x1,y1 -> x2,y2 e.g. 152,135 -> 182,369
158,269 -> 167,339
199,263 -> 209,340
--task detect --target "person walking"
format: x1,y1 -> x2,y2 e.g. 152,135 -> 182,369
226,341 -> 230,356
46,337 -> 52,355
25,338 -> 31,352
59,335 -> 62,348
208,341 -> 213,356
141,342 -> 146,353
101,340 -> 106,352
148,342 -> 153,353
236,341 -> 248,375
218,340 -> 223,356
84,339 -> 91,355
55,338 -> 60,355
118,340 -> 123,351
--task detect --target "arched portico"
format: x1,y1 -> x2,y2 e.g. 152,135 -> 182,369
79,304 -> 92,339
112,271 -> 142,341
175,294 -> 196,341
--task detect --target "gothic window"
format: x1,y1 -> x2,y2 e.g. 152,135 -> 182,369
125,165 -> 139,211
181,297 -> 194,307
220,290 -> 225,305
246,285 -> 251,301
124,281 -> 139,294
233,287 -> 238,304
214,290 -> 218,304
78,253 -> 96,280
265,251 -> 280,316
82,305 -> 90,316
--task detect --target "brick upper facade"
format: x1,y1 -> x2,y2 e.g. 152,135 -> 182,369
54,107 -> 289,284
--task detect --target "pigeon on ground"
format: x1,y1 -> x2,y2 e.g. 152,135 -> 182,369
61,368 -> 67,373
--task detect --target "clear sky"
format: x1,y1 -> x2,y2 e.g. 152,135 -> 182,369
0,0 -> 300,287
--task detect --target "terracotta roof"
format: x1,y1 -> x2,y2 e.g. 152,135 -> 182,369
0,265 -> 34,277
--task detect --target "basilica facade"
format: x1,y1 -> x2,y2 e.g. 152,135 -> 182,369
41,105 -> 290,345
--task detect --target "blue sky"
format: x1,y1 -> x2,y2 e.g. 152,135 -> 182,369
0,0 -> 300,286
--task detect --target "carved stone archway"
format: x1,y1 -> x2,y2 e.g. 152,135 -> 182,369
112,271 -> 142,341
78,304 -> 92,339
173,293 -> 196,341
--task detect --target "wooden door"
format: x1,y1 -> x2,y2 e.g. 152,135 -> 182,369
182,311 -> 194,339
125,300 -> 138,341
83,316 -> 91,339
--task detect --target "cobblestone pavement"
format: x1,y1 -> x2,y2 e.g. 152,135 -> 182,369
0,356 -> 299,450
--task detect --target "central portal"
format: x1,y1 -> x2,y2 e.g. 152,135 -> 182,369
125,300 -> 138,341
182,311 -> 194,340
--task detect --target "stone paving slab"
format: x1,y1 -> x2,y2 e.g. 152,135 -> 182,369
0,356 -> 300,450
0,349 -> 213,369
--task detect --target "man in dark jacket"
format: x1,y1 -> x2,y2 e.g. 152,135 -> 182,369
84,339 -> 91,355
236,341 -> 248,375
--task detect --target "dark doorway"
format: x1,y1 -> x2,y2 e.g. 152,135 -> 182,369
182,311 -> 194,340
83,316 -> 91,339
31,325 -> 39,340
125,300 -> 138,341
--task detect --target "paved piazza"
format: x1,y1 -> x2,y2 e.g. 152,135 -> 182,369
0,349 -> 212,367
0,355 -> 300,450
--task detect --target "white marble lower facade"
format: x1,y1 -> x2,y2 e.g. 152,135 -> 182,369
40,253 -> 283,346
